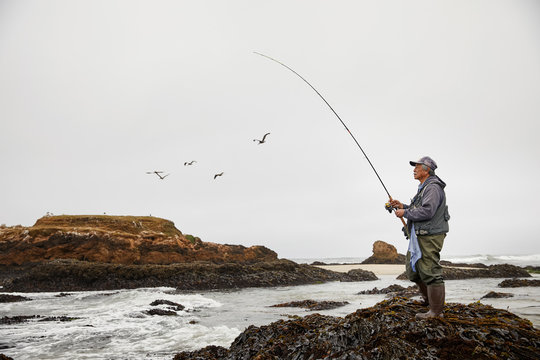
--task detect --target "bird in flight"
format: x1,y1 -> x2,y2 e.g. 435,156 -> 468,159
184,160 -> 197,166
146,171 -> 170,180
214,172 -> 224,180
253,132 -> 270,144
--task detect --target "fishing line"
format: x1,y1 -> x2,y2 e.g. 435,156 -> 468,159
254,51 -> 392,199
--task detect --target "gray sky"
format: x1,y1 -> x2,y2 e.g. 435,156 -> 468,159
1,0 -> 539,259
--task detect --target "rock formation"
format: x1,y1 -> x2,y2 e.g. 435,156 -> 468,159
0,215 -> 277,265
361,240 -> 406,264
0,215 -> 379,292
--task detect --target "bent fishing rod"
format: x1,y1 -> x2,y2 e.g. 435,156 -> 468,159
254,51 -> 409,234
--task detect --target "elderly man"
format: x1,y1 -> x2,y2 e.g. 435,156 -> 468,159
390,156 -> 450,319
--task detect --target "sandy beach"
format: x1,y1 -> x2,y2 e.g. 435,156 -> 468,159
315,264 -> 405,275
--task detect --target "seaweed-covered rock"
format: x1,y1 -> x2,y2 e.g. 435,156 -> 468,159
145,309 -> 177,316
150,299 -> 185,311
481,291 -> 514,299
270,300 -> 349,311
173,297 -> 540,360
397,264 -> 531,280
498,278 -> 540,288
341,269 -> 378,282
0,294 -> 31,303
357,284 -> 419,298
1,259 -> 377,293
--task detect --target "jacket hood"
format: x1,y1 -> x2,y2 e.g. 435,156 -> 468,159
424,175 -> 446,189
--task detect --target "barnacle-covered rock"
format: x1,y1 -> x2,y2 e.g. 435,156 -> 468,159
270,300 -> 349,311
173,297 -> 540,359
498,278 -> 540,288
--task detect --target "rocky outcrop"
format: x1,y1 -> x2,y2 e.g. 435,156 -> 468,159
270,300 -> 349,311
0,294 -> 31,303
0,259 -> 377,293
397,264 -> 531,280
361,240 -> 406,264
481,291 -> 514,299
173,297 -> 540,359
357,284 -> 419,298
0,215 -> 277,265
498,278 -> 540,288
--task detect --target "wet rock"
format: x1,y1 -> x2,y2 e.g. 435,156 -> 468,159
341,269 -> 378,282
38,316 -> 79,322
440,260 -> 488,268
0,315 -> 39,325
1,259 -> 377,293
150,299 -> 185,311
173,297 -> 540,360
145,309 -> 177,316
397,264 -> 531,280
481,291 -> 514,299
0,354 -> 14,360
361,240 -> 406,264
357,284 -> 419,298
0,294 -> 31,303
270,300 -> 349,311
55,292 -> 72,297
498,278 -> 540,288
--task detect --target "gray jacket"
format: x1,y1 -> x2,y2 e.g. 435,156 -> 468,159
403,175 -> 450,236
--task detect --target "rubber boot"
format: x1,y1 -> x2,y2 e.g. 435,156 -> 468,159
415,284 -> 445,319
417,282 -> 429,306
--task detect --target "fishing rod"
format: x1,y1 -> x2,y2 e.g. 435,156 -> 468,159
254,51 -> 409,233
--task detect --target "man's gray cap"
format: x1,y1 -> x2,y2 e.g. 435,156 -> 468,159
410,156 -> 438,171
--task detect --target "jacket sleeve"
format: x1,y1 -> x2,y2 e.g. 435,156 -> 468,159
403,184 -> 443,222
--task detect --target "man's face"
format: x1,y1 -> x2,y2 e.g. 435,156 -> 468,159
413,164 -> 429,180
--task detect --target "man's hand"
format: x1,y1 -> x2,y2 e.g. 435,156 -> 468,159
389,199 -> 403,209
395,209 -> 405,218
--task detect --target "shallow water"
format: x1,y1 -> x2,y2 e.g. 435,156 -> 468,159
1,273 -> 538,360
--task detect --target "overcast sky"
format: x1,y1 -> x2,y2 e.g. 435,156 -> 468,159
1,0 -> 539,259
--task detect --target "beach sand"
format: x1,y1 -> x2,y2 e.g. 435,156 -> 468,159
315,264 -> 405,275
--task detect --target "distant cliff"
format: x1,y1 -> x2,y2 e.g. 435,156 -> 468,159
0,215 -> 277,265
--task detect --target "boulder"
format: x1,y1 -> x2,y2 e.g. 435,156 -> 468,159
361,240 -> 406,264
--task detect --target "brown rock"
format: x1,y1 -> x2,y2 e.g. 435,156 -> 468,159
0,215 -> 277,265
361,240 -> 406,264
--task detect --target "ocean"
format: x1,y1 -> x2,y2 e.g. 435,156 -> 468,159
1,254 -> 539,360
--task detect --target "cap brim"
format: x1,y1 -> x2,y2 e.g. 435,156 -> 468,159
409,161 -> 421,166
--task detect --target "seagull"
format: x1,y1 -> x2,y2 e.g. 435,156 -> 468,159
146,171 -> 170,180
184,160 -> 197,166
214,172 -> 224,180
253,132 -> 270,144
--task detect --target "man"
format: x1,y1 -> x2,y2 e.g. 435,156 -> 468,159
390,156 -> 450,319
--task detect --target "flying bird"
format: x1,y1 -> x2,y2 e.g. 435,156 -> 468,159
184,160 -> 197,166
214,172 -> 224,179
146,171 -> 170,180
253,132 -> 270,144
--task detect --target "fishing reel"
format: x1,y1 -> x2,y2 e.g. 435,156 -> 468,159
385,202 -> 395,213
